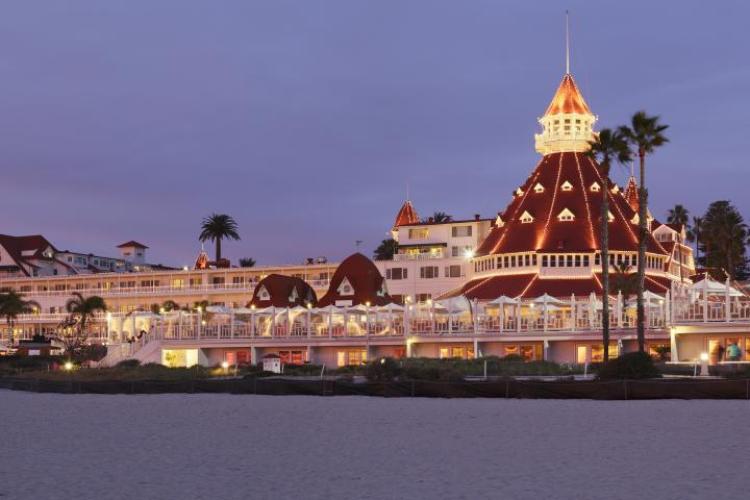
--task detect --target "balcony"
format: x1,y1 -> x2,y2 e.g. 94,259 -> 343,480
393,252 -> 445,261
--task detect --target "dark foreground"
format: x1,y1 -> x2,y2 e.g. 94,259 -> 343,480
2,376 -> 750,399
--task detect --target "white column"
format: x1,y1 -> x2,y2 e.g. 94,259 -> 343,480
725,278 -> 731,322
328,308 -> 333,339
286,307 -> 292,336
702,287 -> 709,321
230,311 -> 235,339
271,306 -> 276,337
570,294 -> 576,331
306,308 -> 311,338
616,291 -> 623,329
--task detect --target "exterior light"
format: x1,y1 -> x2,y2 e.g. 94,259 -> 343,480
201,320 -> 207,326
221,361 -> 229,370
306,303 -> 312,309
380,358 -> 386,365
196,306 -> 202,313
365,301 -> 371,307
426,299 -> 433,306
182,266 -> 189,271
251,304 -> 256,310
463,249 -> 475,260
699,352 -> 709,362
159,307 -> 165,314
64,361 -> 74,371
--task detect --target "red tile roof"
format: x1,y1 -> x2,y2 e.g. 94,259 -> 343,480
318,253 -> 392,307
249,274 -> 317,308
543,74 -> 592,116
475,152 -> 668,256
623,175 -> 639,212
394,200 -> 419,227
117,240 -> 148,249
0,234 -> 58,276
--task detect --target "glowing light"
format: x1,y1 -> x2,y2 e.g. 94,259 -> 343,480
221,361 -> 229,370
64,361 -> 74,371
699,352 -> 709,362
182,266 -> 189,271
463,249 -> 475,260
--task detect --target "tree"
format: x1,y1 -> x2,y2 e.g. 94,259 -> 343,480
587,128 -> 632,362
666,204 -> 691,282
699,201 -> 748,280
62,293 -> 107,355
619,111 -> 669,352
0,291 -> 39,345
430,212 -> 453,223
691,216 -> 704,260
199,213 -> 240,262
239,257 -> 256,268
610,263 -> 638,299
373,238 -> 397,261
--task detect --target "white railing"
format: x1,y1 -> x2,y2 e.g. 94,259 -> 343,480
393,252 -> 445,261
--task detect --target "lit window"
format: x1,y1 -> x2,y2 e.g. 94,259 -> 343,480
557,208 -> 575,221
561,181 -> 573,191
533,183 -> 545,193
520,211 -> 534,223
515,187 -> 524,196
590,182 -> 601,192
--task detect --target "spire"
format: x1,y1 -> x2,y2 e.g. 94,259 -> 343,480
623,172 -> 639,212
543,74 -> 592,117
565,10 -> 571,74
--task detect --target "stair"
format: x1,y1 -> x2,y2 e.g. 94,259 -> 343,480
98,340 -> 163,367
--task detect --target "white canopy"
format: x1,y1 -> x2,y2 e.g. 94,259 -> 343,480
377,303 -> 405,312
532,293 -> 566,306
436,296 -> 472,312
487,295 -> 520,305
691,277 -> 744,297
206,305 -> 233,314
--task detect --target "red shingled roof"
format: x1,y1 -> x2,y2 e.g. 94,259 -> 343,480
394,200 -> 419,227
543,74 -> 592,116
249,274 -> 317,308
0,234 -> 58,276
623,175 -> 639,212
117,240 -> 148,249
475,152 -> 668,257
318,253 -> 392,307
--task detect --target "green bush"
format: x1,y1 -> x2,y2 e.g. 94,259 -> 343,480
115,359 -> 141,369
597,352 -> 661,380
365,357 -> 402,381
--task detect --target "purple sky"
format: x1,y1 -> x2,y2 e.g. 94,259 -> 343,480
1,1 -> 747,267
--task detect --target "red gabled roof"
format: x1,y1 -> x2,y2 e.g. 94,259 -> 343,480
0,234 -> 58,276
394,200 -> 419,227
475,152 -> 668,257
318,253 -> 392,307
249,274 -> 317,308
543,74 -> 592,116
117,240 -> 148,249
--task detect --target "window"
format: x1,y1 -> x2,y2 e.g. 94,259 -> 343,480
451,226 -> 472,237
408,228 -> 429,239
542,255 -> 548,267
445,265 -> 462,278
386,268 -> 407,280
416,293 -> 431,303
515,188 -> 524,196
561,181 -> 573,191
557,208 -> 575,221
533,183 -> 545,193
590,182 -> 601,192
419,266 -> 439,279
520,211 -> 534,223
524,255 -> 530,266
232,276 -> 245,285
550,255 -> 557,267
511,256 -> 516,267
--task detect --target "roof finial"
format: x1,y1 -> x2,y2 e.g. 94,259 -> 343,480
565,10 -> 571,74
406,180 -> 410,201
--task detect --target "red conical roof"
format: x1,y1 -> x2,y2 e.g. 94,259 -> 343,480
543,74 -> 592,116
394,200 -> 419,227
475,152 -> 667,256
623,175 -> 639,212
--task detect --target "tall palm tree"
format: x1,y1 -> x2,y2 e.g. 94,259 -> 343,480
701,201 -> 748,280
374,238 -> 398,261
691,216 -> 704,262
199,213 -> 240,262
619,111 -> 669,352
0,291 -> 40,344
667,204 -> 690,282
586,128 -> 632,362
65,293 -> 107,335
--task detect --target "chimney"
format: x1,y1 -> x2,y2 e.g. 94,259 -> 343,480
474,213 -> 480,221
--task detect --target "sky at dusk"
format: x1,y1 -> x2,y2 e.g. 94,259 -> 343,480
1,1 -> 747,267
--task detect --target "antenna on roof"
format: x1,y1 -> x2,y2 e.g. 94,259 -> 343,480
406,180 -> 410,201
565,10 -> 571,74
355,240 -> 363,251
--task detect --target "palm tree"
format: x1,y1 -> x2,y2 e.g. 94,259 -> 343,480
691,216 -> 704,261
65,293 -> 107,335
239,257 -> 256,268
199,214 -> 240,262
586,128 -> 632,362
0,290 -> 39,344
619,111 -> 669,352
611,263 -> 638,300
373,238 -> 397,261
667,204 -> 690,282
430,212 -> 453,223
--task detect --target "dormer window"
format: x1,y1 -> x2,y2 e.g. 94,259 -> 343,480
515,188 -> 524,197
533,183 -> 545,193
631,213 -> 639,224
338,277 -> 353,296
495,215 -> 505,228
611,185 -> 620,194
608,211 -> 615,222
561,181 -> 573,192
590,182 -> 601,192
258,285 -> 270,301
557,208 -> 575,222
520,211 -> 534,224
289,287 -> 299,303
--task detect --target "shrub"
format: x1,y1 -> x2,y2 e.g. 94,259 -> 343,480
115,359 -> 141,369
597,352 -> 660,380
365,357 -> 402,381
